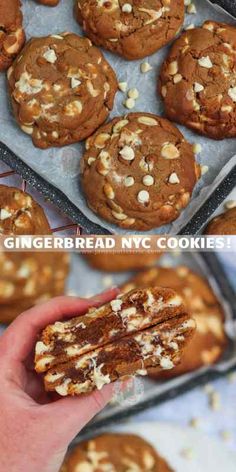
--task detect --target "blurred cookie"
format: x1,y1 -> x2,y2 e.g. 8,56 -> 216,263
75,0 -> 184,60
122,265 -> 227,376
60,433 -> 173,471
84,253 -> 160,272
159,21 -> 236,139
8,33 -> 117,148
205,207 -> 236,235
82,113 -> 200,230
0,252 -> 70,323
0,185 -> 51,235
0,0 -> 25,71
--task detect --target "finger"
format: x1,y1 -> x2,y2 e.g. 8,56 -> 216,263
0,288 -> 119,364
42,384 -> 114,444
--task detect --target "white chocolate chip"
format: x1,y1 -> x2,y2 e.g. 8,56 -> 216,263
168,61 -> 178,75
21,125 -> 34,135
124,176 -> 135,187
140,62 -> 152,73
118,81 -> 128,92
184,0 -> 191,5
194,82 -> 204,93
185,23 -> 195,30
122,3 -> 132,13
173,73 -> 182,84
224,200 -> 236,210
119,145 -> 135,161
88,157 -> 96,166
161,143 -> 180,159
137,116 -> 158,126
128,88 -> 139,99
228,86 -> 236,102
201,165 -> 209,176
193,143 -> 202,154
111,299 -> 122,311
143,175 -> 154,186
198,56 -> 213,68
168,172 -> 180,184
124,98 -> 135,109
137,190 -> 149,204
43,48 -> 57,64
71,77 -> 81,88
187,3 -> 196,14
65,100 -> 82,116
161,86 -> 167,97
0,209 -> 12,220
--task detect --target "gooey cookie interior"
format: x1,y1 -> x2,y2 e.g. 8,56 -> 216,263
8,33 -> 117,148
81,112 -> 200,231
75,0 -> 185,60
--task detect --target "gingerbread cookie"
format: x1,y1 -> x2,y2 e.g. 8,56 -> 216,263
81,113 -> 200,230
159,21 -> 236,139
37,0 -> 60,6
8,33 -> 117,148
75,0 -> 184,60
60,433 -> 173,472
0,185 -> 51,234
205,207 -> 236,235
85,252 -> 160,272
35,287 -> 195,395
122,266 -> 227,376
0,0 -> 25,71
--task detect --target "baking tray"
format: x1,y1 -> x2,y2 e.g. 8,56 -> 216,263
0,0 -> 235,235
65,250 -> 236,439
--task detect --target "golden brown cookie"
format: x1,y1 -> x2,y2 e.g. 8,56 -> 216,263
159,21 -> 236,139
0,185 -> 51,235
84,253 -> 160,272
37,0 -> 60,6
204,207 -> 236,235
8,33 -> 117,149
0,252 -> 70,324
0,0 -> 25,71
81,113 -> 200,230
122,265 -> 227,376
75,0 -> 184,60
60,433 -> 173,472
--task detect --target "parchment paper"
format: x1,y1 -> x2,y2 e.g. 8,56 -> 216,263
0,0 -> 235,234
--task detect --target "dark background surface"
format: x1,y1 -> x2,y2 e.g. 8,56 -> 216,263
213,0 -> 236,17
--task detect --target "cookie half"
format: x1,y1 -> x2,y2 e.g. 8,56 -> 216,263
35,287 -> 195,395
205,207 -> 236,235
122,265 -> 228,376
60,433 -> 173,472
81,113 -> 200,230
75,0 -> 184,60
0,185 -> 51,234
0,0 -> 25,71
8,33 -> 117,148
159,21 -> 236,139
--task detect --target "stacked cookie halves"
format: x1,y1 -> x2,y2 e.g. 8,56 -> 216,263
0,184 -> 69,323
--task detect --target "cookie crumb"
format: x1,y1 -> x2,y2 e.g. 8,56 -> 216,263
128,88 -> 139,100
189,417 -> 201,428
187,3 -> 196,14
140,62 -> 152,73
193,143 -> 202,154
201,165 -> 209,176
124,98 -> 135,109
224,200 -> 236,210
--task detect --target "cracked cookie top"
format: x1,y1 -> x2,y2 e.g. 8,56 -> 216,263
81,112 -> 200,231
0,0 -> 25,71
8,33 -> 118,148
159,21 -> 236,139
75,0 -> 184,60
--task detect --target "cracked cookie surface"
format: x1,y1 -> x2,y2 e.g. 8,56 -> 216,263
8,33 -> 117,148
60,433 -> 173,472
159,21 -> 236,139
75,0 -> 184,60
0,185 -> 51,235
205,207 -> 236,235
0,0 -> 25,71
81,112 -> 200,231
122,265 -> 228,376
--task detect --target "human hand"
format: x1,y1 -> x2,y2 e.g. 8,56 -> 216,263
0,288 -> 119,472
